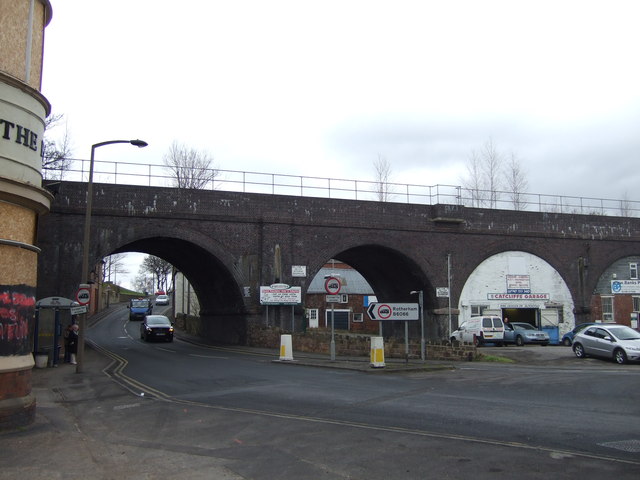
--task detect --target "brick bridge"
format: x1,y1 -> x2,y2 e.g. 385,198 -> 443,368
37,181 -> 640,344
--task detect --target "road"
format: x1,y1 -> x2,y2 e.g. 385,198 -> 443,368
82,305 -> 640,479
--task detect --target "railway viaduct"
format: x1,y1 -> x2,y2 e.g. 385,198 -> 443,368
36,181 -> 640,343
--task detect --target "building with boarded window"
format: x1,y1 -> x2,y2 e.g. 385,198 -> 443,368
0,0 -> 53,429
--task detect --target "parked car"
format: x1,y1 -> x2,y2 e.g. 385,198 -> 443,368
128,298 -> 152,321
572,324 -> 640,364
503,322 -> 550,346
155,294 -> 169,306
561,322 -> 597,346
140,315 -> 174,342
450,316 -> 505,346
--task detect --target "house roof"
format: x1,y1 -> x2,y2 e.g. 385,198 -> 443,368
307,267 -> 375,294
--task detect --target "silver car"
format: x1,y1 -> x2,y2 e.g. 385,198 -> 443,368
503,322 -> 550,346
572,324 -> 640,364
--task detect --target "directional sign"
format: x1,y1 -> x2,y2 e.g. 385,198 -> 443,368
76,285 -> 91,306
324,276 -> 341,295
367,303 -> 419,321
70,305 -> 88,315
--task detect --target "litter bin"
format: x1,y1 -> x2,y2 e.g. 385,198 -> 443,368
34,351 -> 48,368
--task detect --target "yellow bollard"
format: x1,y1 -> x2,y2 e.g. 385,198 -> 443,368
279,334 -> 293,361
370,336 -> 385,368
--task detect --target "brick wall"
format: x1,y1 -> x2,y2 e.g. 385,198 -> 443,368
246,324 -> 477,361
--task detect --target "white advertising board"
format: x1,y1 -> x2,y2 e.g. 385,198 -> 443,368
260,285 -> 302,305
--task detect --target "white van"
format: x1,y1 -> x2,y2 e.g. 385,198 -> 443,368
451,316 -> 505,345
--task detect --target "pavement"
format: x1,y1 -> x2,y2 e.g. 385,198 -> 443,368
0,322 -> 577,480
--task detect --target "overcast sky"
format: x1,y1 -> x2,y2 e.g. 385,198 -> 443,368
41,1 -> 640,287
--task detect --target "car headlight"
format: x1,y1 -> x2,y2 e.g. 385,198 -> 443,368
169,327 -> 174,332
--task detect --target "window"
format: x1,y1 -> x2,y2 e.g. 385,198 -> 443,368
631,263 -> 638,280
353,313 -> 363,323
634,297 -> 640,312
471,305 -> 488,316
601,296 -> 614,322
308,309 -> 319,328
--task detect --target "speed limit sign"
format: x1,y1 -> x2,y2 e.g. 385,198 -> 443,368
76,285 -> 91,306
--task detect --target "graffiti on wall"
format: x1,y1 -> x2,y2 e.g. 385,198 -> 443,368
0,285 -> 34,356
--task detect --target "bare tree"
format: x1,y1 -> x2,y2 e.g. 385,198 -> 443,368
42,113 -> 73,179
461,138 -> 521,209
101,253 -> 129,284
373,154 -> 394,202
505,152 -> 528,211
163,141 -> 219,189
140,255 -> 173,293
481,138 -> 503,208
461,150 -> 485,207
620,191 -> 633,217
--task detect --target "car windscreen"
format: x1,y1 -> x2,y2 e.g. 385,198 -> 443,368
131,300 -> 149,307
515,323 -> 535,330
147,317 -> 170,326
609,326 -> 640,340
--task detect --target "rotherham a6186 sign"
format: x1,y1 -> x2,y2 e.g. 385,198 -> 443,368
366,303 -> 419,321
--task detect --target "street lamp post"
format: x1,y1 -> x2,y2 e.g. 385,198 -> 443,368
77,139 -> 148,373
410,290 -> 425,361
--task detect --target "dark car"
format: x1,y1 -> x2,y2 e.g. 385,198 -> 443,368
572,324 -> 640,364
561,322 -> 596,346
503,322 -> 550,346
140,315 -> 174,342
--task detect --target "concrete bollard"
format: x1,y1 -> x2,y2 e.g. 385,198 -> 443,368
370,336 -> 385,368
279,334 -> 294,361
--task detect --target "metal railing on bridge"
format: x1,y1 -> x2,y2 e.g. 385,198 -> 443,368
44,159 -> 640,218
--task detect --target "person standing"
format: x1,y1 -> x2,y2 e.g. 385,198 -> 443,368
67,324 -> 79,365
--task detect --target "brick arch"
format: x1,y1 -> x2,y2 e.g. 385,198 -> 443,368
108,228 -> 250,344
37,181 -> 640,343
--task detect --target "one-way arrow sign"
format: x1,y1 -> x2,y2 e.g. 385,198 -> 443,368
366,303 -> 419,321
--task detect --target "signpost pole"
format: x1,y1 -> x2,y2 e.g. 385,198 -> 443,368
324,276 -> 341,362
404,320 -> 409,364
447,253 -> 452,338
330,303 -> 336,361
419,290 -> 425,361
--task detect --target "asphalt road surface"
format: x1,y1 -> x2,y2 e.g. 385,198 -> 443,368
69,305 -> 640,479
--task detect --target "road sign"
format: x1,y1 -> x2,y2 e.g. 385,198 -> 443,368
436,287 -> 450,297
324,276 -> 341,295
326,294 -> 341,303
367,303 -> 419,321
76,285 -> 91,306
70,305 -> 88,315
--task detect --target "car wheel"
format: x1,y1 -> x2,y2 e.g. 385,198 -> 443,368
541,342 -> 548,346
562,338 -> 572,346
473,335 -> 481,346
515,335 -> 524,347
573,343 -> 586,358
614,348 -> 628,365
